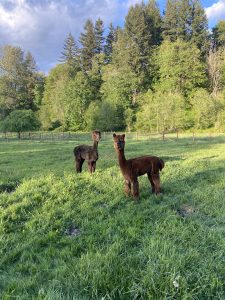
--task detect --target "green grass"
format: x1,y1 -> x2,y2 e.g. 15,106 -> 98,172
0,136 -> 225,299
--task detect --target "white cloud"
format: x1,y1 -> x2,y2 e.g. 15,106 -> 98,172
0,0 -> 125,72
125,0 -> 142,8
205,0 -> 225,23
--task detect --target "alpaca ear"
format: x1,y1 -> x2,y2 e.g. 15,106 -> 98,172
113,133 -> 116,138
122,134 -> 125,139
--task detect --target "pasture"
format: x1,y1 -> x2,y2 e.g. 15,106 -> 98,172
0,135 -> 225,299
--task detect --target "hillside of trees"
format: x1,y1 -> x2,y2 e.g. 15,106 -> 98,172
0,0 -> 225,133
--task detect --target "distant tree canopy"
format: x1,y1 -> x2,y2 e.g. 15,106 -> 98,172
0,110 -> 40,138
0,0 -> 225,133
0,45 -> 39,118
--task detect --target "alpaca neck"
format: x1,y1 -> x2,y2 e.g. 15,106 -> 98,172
117,149 -> 127,169
93,140 -> 98,150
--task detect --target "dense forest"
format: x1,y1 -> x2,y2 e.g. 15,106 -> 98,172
0,0 -> 225,133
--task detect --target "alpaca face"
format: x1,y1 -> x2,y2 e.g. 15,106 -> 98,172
113,133 -> 125,151
92,130 -> 101,142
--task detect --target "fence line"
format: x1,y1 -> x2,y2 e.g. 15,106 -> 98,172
0,131 -> 225,142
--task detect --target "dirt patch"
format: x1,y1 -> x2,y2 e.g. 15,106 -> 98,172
177,204 -> 195,217
64,226 -> 81,237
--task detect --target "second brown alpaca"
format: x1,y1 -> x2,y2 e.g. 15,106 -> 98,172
113,133 -> 164,199
74,130 -> 101,173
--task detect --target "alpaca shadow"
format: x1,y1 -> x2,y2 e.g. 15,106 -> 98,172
165,165 -> 225,194
161,155 -> 184,162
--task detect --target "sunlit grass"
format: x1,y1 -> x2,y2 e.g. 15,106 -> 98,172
0,135 -> 225,299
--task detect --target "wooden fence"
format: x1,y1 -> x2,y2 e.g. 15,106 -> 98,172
0,131 -> 225,143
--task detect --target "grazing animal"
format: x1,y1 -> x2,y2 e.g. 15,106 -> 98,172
113,133 -> 164,199
74,130 -> 101,173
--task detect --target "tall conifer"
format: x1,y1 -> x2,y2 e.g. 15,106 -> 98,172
145,0 -> 162,46
79,19 -> 96,71
95,18 -> 104,54
104,23 -> 116,64
60,33 -> 79,74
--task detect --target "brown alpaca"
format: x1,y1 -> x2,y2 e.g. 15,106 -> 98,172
113,133 -> 164,199
74,130 -> 101,173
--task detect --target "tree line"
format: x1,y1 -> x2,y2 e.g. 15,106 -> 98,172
0,0 -> 225,135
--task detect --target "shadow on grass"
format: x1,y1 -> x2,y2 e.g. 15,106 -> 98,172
0,180 -> 20,193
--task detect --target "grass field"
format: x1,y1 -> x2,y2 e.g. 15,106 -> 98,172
0,135 -> 225,299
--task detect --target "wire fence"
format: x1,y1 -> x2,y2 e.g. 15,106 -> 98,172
0,130 -> 225,143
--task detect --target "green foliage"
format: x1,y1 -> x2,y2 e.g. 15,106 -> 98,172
155,40 -> 207,96
34,73 -> 45,107
0,2 -> 223,133
145,0 -> 162,46
0,110 -> 40,137
163,0 -> 209,56
60,33 -> 80,75
212,20 -> 225,49
0,45 -> 39,117
84,101 -> 101,131
79,19 -> 97,71
39,64 -> 70,130
189,89 -> 216,129
101,64 -> 139,109
95,18 -> 105,54
136,90 -> 186,132
104,23 -> 116,64
64,72 -> 94,131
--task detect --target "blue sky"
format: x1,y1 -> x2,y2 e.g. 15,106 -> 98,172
0,0 -> 224,73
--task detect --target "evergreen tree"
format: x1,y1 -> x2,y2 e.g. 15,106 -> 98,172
163,0 -> 209,56
125,2 -> 151,77
104,23 -> 116,64
95,18 -> 104,54
145,0 -> 162,46
79,19 -> 96,71
60,33 -> 79,74
162,0 -> 180,41
190,0 -> 209,57
212,20 -> 225,49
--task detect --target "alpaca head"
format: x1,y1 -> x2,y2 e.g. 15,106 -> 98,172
113,133 -> 125,151
92,130 -> 101,142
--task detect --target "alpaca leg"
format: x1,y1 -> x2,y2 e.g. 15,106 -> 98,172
132,179 -> 139,199
147,172 -> 155,193
124,180 -> 131,196
87,161 -> 93,173
92,161 -> 96,173
75,158 -> 84,173
152,173 -> 161,194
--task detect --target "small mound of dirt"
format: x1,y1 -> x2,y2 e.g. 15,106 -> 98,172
64,226 -> 81,237
177,204 -> 195,217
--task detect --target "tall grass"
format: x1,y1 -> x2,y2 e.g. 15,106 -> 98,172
0,136 -> 225,299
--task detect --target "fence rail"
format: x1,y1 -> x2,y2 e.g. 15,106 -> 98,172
0,131 -> 225,142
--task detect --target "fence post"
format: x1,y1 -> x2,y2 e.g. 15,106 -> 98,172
192,132 -> 195,143
104,132 -> 106,140
176,129 -> 179,140
162,131 -> 165,141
